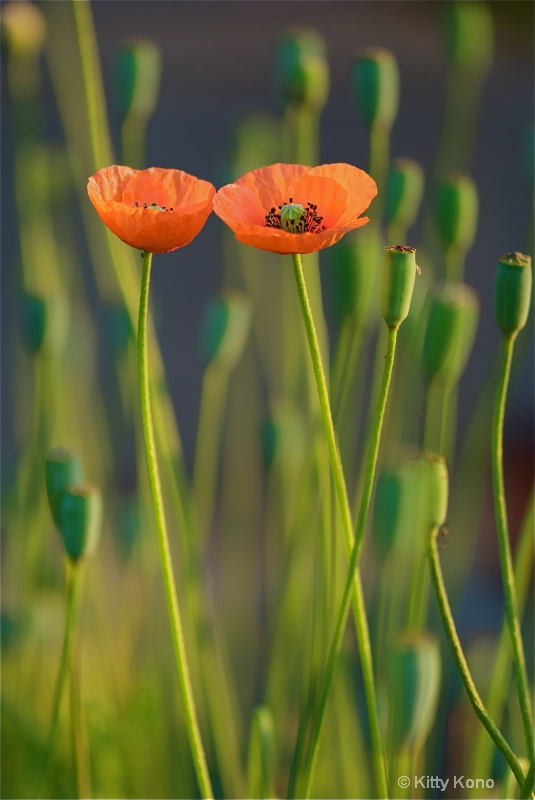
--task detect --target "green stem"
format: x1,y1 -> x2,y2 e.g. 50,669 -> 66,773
37,561 -> 84,798
491,333 -> 534,756
138,251 -> 212,800
69,572 -> 91,799
301,322 -> 398,798
290,253 -> 388,799
427,529 -> 527,789
520,759 -> 535,800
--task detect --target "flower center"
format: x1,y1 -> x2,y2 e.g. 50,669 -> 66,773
134,201 -> 174,211
265,197 -> 326,234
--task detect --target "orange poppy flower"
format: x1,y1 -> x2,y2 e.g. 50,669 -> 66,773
212,163 -> 377,255
87,165 -> 215,254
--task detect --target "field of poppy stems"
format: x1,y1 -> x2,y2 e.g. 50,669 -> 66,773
1,1 -> 534,799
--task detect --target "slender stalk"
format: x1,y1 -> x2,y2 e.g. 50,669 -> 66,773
300,322 -> 398,798
138,251 -> 212,800
290,253 -> 388,799
37,562 -> 84,798
491,333 -> 534,756
427,528 -> 528,790
520,759 -> 535,800
69,589 -> 91,799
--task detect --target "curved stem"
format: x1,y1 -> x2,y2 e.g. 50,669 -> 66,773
427,528 -> 527,789
138,251 -> 213,800
491,333 -> 534,756
290,253 -> 388,799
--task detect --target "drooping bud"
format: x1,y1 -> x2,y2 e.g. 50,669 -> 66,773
435,174 -> 478,253
380,245 -> 418,328
327,226 -> 379,327
45,449 -> 84,529
407,453 -> 449,535
352,48 -> 400,130
201,290 -> 252,370
387,634 -> 441,752
443,1 -> 494,74
384,158 -> 425,233
115,40 -> 162,120
58,485 -> 102,562
422,282 -> 480,386
495,252 -> 532,336
18,289 -> 68,356
247,705 -> 276,800
275,28 -> 329,110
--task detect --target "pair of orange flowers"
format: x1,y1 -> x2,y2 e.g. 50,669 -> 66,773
87,163 -> 377,256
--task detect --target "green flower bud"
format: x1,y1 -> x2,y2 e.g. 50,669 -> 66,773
45,449 -> 84,529
408,453 -> 449,535
1,1 -> 46,59
201,290 -> 252,370
275,28 -> 329,109
247,705 -> 276,800
18,289 -> 68,356
352,48 -> 400,130
443,1 -> 494,74
387,634 -> 441,752
384,158 -> 425,231
327,227 -> 379,326
58,485 -> 102,562
422,282 -> 480,386
115,40 -> 162,119
495,252 -> 532,336
435,174 -> 478,253
373,464 -> 411,563
380,245 -> 418,328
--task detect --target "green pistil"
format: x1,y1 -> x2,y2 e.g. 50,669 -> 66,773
265,197 -> 326,234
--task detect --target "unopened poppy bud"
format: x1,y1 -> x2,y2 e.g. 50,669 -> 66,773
115,40 -> 162,120
381,245 -> 417,328
495,252 -> 532,336
373,464 -> 411,562
1,1 -> 46,59
423,282 -> 480,386
408,453 -> 449,534
201,290 -> 251,370
276,28 -> 328,109
328,227 -> 379,326
45,449 -> 84,529
443,1 -> 494,74
352,48 -> 400,130
18,290 -> 68,356
384,158 -> 425,231
58,485 -> 102,562
435,174 -> 478,253
387,634 -> 441,752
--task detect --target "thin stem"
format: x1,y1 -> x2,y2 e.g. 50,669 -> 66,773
427,528 -> 527,790
301,322 -> 398,798
290,253 -> 388,799
70,578 -> 91,799
37,561 -> 84,798
138,251 -> 213,800
491,333 -> 534,756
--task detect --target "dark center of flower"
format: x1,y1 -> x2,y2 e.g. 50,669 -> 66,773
134,201 -> 174,211
265,197 -> 326,234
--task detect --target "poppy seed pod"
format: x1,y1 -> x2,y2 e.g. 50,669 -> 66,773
115,40 -> 162,120
408,453 -> 449,535
435,174 -> 478,253
372,464 -> 411,563
381,245 -> 417,328
387,634 -> 441,753
422,282 -> 480,386
495,252 -> 532,336
327,227 -> 379,327
384,158 -> 425,231
45,449 -> 84,529
18,289 -> 68,356
276,28 -> 328,109
201,291 -> 252,370
443,1 -> 494,74
352,48 -> 400,130
58,485 -> 102,562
